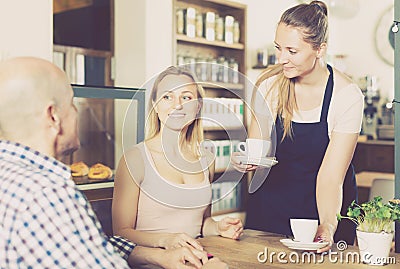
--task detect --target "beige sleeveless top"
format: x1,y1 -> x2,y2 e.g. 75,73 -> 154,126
135,142 -> 212,238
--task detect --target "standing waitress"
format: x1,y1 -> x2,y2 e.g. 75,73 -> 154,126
232,1 -> 364,251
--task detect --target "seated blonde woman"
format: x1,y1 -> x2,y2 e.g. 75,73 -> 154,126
112,66 -> 243,252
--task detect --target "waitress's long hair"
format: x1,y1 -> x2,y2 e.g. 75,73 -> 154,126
255,0 -> 328,140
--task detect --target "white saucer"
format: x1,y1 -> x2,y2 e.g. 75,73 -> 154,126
280,239 -> 329,251
237,156 -> 278,167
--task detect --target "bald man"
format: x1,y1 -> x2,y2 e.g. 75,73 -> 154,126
0,57 -> 227,269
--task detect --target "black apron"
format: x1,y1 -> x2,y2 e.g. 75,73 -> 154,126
245,65 -> 357,244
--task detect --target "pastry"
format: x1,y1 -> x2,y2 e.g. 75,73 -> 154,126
70,161 -> 89,177
88,163 -> 113,180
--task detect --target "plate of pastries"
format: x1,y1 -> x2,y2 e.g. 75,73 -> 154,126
70,161 -> 113,183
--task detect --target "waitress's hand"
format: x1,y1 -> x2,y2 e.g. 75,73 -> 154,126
159,232 -> 204,251
314,223 -> 335,253
231,152 -> 258,172
217,217 -> 243,240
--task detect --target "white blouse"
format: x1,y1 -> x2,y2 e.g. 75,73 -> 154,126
253,71 -> 364,138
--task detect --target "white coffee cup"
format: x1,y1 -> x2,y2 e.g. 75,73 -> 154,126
290,219 -> 318,243
237,138 -> 271,159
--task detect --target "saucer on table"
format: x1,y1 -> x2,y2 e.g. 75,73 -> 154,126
280,238 -> 329,251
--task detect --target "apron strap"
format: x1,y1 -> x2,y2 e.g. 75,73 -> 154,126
320,64 -> 334,122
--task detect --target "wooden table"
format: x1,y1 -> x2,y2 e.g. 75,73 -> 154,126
355,172 -> 394,188
199,230 -> 400,268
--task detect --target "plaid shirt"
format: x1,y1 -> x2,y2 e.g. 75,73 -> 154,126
0,140 -> 134,268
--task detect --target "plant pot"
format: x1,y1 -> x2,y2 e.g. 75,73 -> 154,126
356,230 -> 393,265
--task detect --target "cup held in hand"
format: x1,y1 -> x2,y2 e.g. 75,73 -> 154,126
290,219 -> 318,243
237,138 -> 271,159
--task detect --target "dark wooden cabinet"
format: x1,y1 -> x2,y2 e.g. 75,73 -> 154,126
352,140 -> 394,205
91,199 -> 113,236
352,140 -> 394,173
81,187 -> 114,236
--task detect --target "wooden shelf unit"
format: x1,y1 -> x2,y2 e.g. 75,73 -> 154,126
176,33 -> 245,50
173,0 -> 248,216
173,0 -> 247,77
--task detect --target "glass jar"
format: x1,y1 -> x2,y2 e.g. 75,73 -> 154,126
204,12 -> 215,41
195,13 -> 204,37
196,56 -> 208,81
184,55 -> 196,74
176,54 -> 185,66
209,57 -> 218,82
224,16 -> 234,44
185,7 -> 196,38
215,16 -> 224,41
233,21 -> 240,43
229,58 -> 239,84
217,56 -> 229,83
176,9 -> 184,34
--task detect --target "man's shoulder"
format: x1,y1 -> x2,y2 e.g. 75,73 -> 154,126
0,156 -> 73,201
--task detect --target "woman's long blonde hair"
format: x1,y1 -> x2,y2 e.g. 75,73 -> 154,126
255,0 -> 328,140
145,66 -> 205,156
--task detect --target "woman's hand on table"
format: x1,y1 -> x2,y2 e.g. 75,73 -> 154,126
217,217 -> 243,240
130,245 -> 212,269
231,152 -> 258,172
202,257 -> 229,269
314,223 -> 335,253
162,248 -> 228,269
158,247 -> 207,269
188,250 -> 228,269
159,232 -> 204,251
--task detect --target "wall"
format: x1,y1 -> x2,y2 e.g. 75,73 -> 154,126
122,0 -> 394,101
114,0 -> 172,118
0,0 -> 393,99
237,0 -> 394,100
0,0 -> 52,61
113,0 -> 172,161
144,0 -> 173,85
114,0 -> 172,90
329,0 -> 394,100
113,0 -> 145,163
114,0 -> 146,87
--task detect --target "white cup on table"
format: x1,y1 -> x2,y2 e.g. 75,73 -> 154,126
290,219 -> 318,243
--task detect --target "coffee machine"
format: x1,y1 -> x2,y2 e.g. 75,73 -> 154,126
361,76 -> 380,139
376,100 -> 395,140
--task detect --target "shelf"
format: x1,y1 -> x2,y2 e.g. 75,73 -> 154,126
175,0 -> 248,218
204,0 -> 246,9
199,81 -> 244,91
177,34 -> 244,50
357,138 -> 395,146
204,126 -> 243,131
74,177 -> 114,186
252,64 -> 269,69
77,181 -> 114,191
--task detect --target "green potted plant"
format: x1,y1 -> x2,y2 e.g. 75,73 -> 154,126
337,196 -> 400,265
